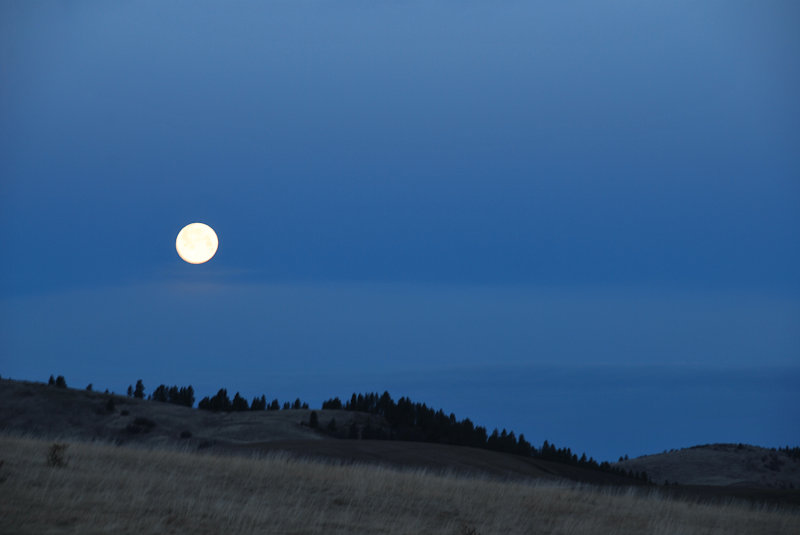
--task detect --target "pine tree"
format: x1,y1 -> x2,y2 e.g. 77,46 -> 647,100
250,395 -> 266,410
211,389 -> 232,411
232,392 -> 249,411
55,375 -> 67,388
487,429 -> 500,451
322,397 -> 342,409
133,380 -> 145,399
152,385 -> 168,402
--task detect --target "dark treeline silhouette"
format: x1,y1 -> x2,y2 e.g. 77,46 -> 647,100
150,384 -> 195,408
197,388 -> 309,412
323,391 -> 649,482
53,374 -> 800,484
776,446 -> 800,461
126,380 -> 146,399
48,375 -> 67,388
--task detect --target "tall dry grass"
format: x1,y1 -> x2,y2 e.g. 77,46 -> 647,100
0,434 -> 797,534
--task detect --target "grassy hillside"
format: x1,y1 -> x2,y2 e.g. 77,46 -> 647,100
616,444 -> 800,488
0,378 -> 645,485
1,434 -> 798,535
3,376 -> 800,511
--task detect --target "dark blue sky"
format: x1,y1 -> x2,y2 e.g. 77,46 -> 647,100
1,1 -> 798,461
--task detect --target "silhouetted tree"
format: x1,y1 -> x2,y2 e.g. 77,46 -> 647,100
152,385 -> 169,402
250,395 -> 266,410
48,375 -> 55,386
517,433 -> 532,456
487,429 -> 500,451
133,379 -> 145,399
322,397 -> 343,410
127,385 -> 133,397
86,384 -> 92,391
55,375 -> 67,388
268,399 -> 280,411
198,389 -> 232,412
175,385 -> 195,407
232,392 -> 249,411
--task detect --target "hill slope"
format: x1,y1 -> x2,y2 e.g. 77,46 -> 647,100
3,377 -> 800,508
4,434 -> 798,535
616,444 -> 800,489
0,378 -> 642,485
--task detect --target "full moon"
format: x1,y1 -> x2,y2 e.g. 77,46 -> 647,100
176,223 -> 219,264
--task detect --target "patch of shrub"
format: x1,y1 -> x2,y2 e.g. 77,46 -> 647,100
120,410 -> 130,416
133,417 -> 156,429
180,430 -> 192,439
126,417 -> 156,434
105,398 -> 115,412
47,443 -> 69,467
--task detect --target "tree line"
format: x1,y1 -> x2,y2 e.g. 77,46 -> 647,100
122,379 -> 310,413
43,375 -> 665,481
322,391 -> 650,482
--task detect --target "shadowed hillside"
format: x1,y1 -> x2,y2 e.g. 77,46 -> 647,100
0,378 -> 640,485
616,444 -> 800,489
2,434 -> 799,535
2,377 -> 800,507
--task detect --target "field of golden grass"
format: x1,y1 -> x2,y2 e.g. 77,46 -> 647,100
1,434 -> 797,534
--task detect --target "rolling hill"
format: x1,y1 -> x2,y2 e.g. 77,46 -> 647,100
2,376 -> 799,507
615,443 -> 800,489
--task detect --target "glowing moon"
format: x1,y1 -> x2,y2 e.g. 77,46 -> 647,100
176,223 -> 218,264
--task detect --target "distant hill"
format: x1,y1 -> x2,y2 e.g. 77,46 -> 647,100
615,444 -> 800,489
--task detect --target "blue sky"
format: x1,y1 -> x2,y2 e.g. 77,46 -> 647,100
1,1 -> 798,461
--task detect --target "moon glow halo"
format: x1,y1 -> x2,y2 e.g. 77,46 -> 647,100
176,223 -> 218,264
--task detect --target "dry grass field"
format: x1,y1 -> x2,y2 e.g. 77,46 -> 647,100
1,434 -> 797,535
